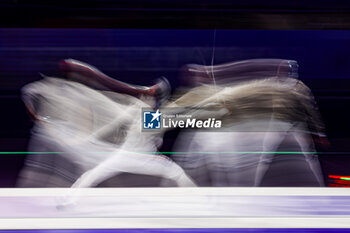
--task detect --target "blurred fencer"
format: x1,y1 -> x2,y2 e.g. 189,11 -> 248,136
20,58 -> 326,194
21,59 -> 196,193
172,59 -> 326,186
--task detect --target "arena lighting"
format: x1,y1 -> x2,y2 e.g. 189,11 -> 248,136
329,175 -> 350,181
1,188 -> 350,229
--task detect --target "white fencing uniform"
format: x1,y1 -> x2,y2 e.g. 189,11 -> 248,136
172,77 -> 325,186
21,77 -> 195,190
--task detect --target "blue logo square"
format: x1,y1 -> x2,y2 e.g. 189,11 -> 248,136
143,110 -> 161,129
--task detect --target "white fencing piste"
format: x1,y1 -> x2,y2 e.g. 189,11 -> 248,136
0,188 -> 350,229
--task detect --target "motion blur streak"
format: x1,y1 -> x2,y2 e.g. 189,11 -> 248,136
18,59 -> 326,190
173,59 -> 326,187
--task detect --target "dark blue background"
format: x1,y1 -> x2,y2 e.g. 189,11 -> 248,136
1,29 -> 350,86
1,28 -> 350,186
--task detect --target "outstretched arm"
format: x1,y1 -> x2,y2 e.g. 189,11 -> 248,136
59,59 -> 168,98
